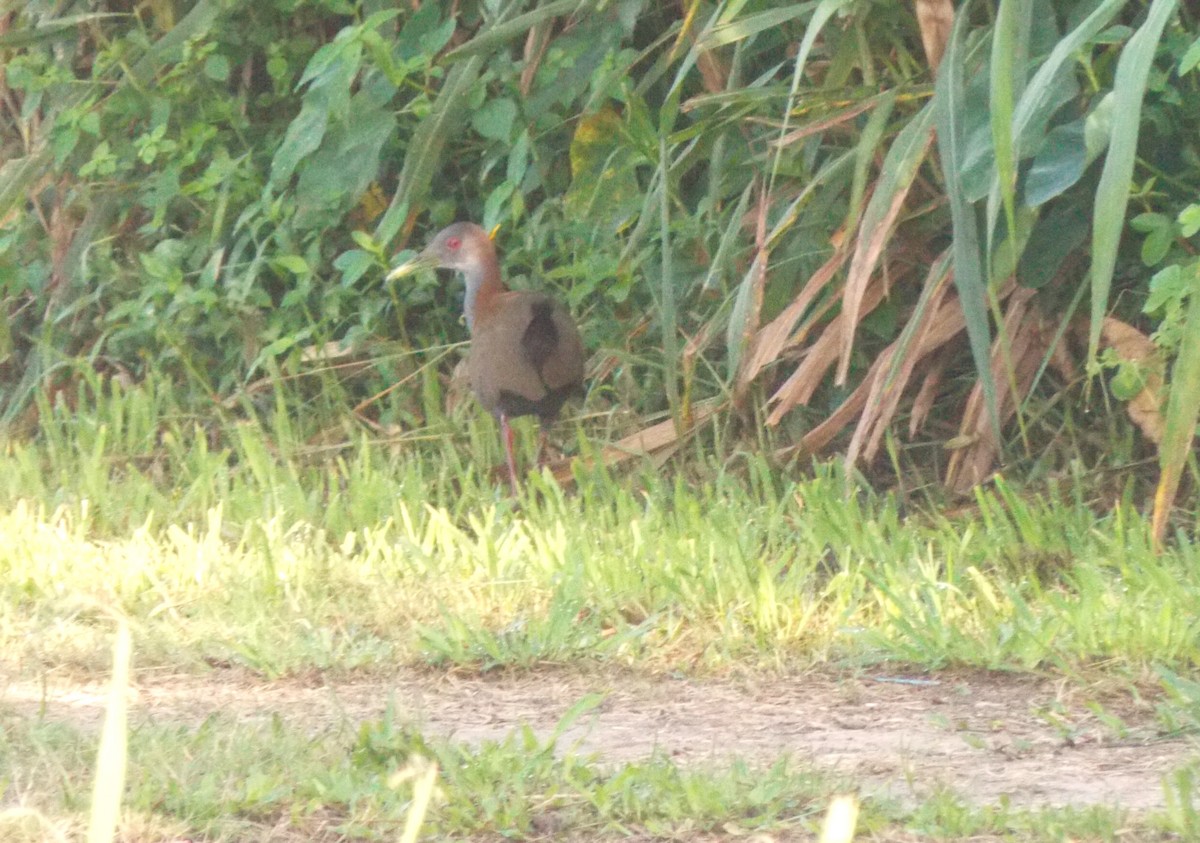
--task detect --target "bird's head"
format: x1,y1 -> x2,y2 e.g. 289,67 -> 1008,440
385,222 -> 494,280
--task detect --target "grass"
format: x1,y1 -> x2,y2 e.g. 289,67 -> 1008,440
2,376 -> 1200,840
1,685 -> 1183,842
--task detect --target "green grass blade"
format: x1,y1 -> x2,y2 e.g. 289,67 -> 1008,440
658,134 -> 681,420
935,0 -> 998,438
987,0 -> 1029,259
443,0 -> 593,59
1088,0 -> 1179,365
0,13 -> 124,48
768,0 -> 849,199
375,55 -> 482,245
696,2 -> 819,51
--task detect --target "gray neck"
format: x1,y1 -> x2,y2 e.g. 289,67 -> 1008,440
462,267 -> 483,334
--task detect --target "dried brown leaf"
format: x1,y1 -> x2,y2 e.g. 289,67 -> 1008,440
909,360 -> 946,438
837,177 -> 920,384
914,0 -> 954,74
766,271 -> 888,426
848,262 -> 954,464
770,98 -> 880,149
520,19 -> 554,96
541,397 -> 726,485
739,245 -> 849,389
946,287 -> 1049,492
1098,317 -> 1165,444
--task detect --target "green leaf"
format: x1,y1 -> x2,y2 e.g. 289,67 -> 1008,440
565,108 -> 644,237
1178,204 -> 1200,238
471,98 -> 517,142
273,255 -> 310,275
1088,0 -> 1179,365
1018,203 -> 1089,289
936,0 -> 998,438
1144,263 -> 1186,315
270,101 -> 329,187
444,0 -> 593,60
1024,119 -> 1087,206
696,4 -> 816,51
375,55 -> 483,246
1153,261 -> 1200,546
1178,34 -> 1200,75
351,230 -> 382,252
989,0 -> 1030,266
334,249 -> 376,287
1128,212 -> 1176,265
1140,222 -> 1176,267
203,53 -> 230,81
482,180 -> 515,232
1011,0 -> 1121,158
1109,361 -> 1147,401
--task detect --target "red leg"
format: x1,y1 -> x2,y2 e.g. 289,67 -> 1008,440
501,413 -> 520,495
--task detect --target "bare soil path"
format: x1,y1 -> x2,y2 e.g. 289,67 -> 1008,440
5,668 -> 1193,811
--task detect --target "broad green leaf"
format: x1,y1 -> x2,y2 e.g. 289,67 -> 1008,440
1110,361 -> 1149,401
506,130 -> 531,186
565,108 -> 644,238
334,249 -> 376,287
1089,0 -> 1179,365
471,98 -> 517,142
1011,0 -> 1120,157
294,98 -> 394,227
1131,212 -> 1176,266
270,40 -> 362,187
1023,119 -> 1087,206
203,53 -> 231,81
482,180 -> 515,232
961,123 -> 998,203
1017,203 -> 1089,289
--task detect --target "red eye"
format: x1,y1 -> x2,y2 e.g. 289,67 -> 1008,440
446,236 -> 461,250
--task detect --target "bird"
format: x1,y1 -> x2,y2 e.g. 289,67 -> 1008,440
386,222 -> 585,494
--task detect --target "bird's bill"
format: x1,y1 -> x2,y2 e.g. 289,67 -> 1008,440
384,251 -> 438,281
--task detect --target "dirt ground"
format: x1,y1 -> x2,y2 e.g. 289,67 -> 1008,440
5,667 -> 1194,811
